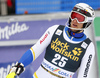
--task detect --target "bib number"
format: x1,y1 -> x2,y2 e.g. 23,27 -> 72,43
51,54 -> 68,67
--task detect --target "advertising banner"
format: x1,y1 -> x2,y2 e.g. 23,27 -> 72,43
0,19 -> 67,41
0,18 -> 78,78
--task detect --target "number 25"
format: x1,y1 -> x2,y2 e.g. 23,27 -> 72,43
51,54 -> 68,67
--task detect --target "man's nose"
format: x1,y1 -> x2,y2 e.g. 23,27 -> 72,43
73,18 -> 78,23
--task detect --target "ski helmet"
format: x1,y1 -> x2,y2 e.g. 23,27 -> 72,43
66,3 -> 95,30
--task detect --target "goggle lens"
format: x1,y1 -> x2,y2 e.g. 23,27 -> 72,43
71,12 -> 85,22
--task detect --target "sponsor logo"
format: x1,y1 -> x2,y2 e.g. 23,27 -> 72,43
0,22 -> 29,40
83,54 -> 92,77
42,62 -> 72,78
0,63 -> 19,78
81,42 -> 88,49
51,38 -> 83,61
40,33 -> 48,44
55,29 -> 62,36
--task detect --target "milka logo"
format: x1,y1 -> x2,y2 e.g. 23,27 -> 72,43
0,22 -> 29,40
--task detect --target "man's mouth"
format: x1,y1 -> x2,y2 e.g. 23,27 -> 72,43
73,24 -> 77,27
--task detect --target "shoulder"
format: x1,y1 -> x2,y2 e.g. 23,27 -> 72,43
48,25 -> 59,30
86,41 -> 95,55
47,25 -> 60,33
88,41 -> 95,49
44,25 -> 60,37
84,38 -> 94,50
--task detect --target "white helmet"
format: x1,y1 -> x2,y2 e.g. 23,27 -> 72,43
66,3 -> 95,30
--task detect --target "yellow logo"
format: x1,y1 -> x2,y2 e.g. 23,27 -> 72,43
51,38 -> 82,61
72,47 -> 82,56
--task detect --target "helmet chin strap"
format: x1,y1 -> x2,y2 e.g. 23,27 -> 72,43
69,25 -> 84,33
65,19 -> 89,32
65,22 -> 85,31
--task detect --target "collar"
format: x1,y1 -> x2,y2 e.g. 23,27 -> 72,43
68,28 -> 84,38
65,27 -> 86,41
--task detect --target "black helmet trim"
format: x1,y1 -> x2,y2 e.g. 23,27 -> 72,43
73,7 -> 92,17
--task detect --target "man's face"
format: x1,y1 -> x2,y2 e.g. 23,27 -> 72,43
70,19 -> 84,32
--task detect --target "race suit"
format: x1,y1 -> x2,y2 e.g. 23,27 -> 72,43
18,25 -> 95,78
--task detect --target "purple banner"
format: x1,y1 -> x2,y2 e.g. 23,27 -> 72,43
0,19 -> 77,78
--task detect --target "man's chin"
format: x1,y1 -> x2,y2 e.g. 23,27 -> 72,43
71,29 -> 77,32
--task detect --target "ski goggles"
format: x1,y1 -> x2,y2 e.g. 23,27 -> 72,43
70,11 -> 86,23
70,11 -> 94,23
